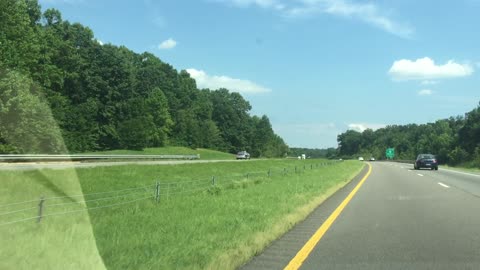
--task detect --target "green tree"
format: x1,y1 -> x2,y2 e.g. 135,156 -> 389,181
0,71 -> 65,153
0,0 -> 41,73
337,130 -> 362,157
0,2 -> 289,156
459,103 -> 480,155
210,89 -> 252,153
145,88 -> 172,147
117,116 -> 155,150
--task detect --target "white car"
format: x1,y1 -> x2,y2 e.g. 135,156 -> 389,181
236,151 -> 250,160
358,157 -> 364,161
370,157 -> 375,161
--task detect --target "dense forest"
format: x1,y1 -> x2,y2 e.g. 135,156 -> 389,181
337,104 -> 480,166
0,0 -> 288,157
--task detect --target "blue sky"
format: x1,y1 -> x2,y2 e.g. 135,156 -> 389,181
39,0 -> 480,148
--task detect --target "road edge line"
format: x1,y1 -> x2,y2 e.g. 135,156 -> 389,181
283,163 -> 372,270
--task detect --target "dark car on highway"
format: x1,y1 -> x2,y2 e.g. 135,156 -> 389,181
414,154 -> 438,170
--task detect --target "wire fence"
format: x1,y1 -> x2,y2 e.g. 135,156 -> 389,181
0,161 -> 342,226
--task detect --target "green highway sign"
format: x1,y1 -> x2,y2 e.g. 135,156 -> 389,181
386,148 -> 395,159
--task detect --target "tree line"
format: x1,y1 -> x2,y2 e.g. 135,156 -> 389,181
337,104 -> 480,167
0,0 -> 288,157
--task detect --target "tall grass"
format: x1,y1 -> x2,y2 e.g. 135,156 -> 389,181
0,168 -> 106,270
78,160 -> 363,269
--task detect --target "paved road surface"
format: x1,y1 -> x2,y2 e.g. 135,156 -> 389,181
241,162 -> 480,270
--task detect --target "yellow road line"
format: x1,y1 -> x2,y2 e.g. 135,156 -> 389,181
284,163 -> 372,270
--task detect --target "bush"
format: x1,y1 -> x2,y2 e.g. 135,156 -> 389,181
471,147 -> 480,168
448,147 -> 470,165
0,142 -> 18,154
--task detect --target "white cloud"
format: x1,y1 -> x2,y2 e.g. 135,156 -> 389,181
95,39 -> 104,45
348,123 -> 385,132
288,0 -> 413,38
418,89 -> 433,96
158,38 -> 177,50
217,0 -> 413,38
388,57 -> 474,81
186,68 -> 271,94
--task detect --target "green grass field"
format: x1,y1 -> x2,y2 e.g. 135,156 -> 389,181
82,146 -> 235,160
1,159 -> 364,270
0,168 -> 106,270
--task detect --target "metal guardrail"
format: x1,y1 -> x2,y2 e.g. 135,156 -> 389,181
0,154 -> 200,162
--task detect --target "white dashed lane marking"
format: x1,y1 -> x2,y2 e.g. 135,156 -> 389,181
438,182 -> 450,188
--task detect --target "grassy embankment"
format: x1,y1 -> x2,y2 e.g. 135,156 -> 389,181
83,146 -> 235,160
1,159 -> 364,270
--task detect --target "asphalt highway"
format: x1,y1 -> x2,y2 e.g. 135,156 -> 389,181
241,162 -> 480,270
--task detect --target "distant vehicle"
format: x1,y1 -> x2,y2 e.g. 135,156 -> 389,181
358,157 -> 364,161
414,154 -> 438,170
369,157 -> 375,161
236,151 -> 250,160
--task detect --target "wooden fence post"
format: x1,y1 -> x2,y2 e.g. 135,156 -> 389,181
37,196 -> 45,223
155,181 -> 160,203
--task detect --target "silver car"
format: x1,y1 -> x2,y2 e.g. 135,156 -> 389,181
236,151 -> 250,160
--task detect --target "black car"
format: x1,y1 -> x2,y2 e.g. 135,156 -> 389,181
414,154 -> 438,170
